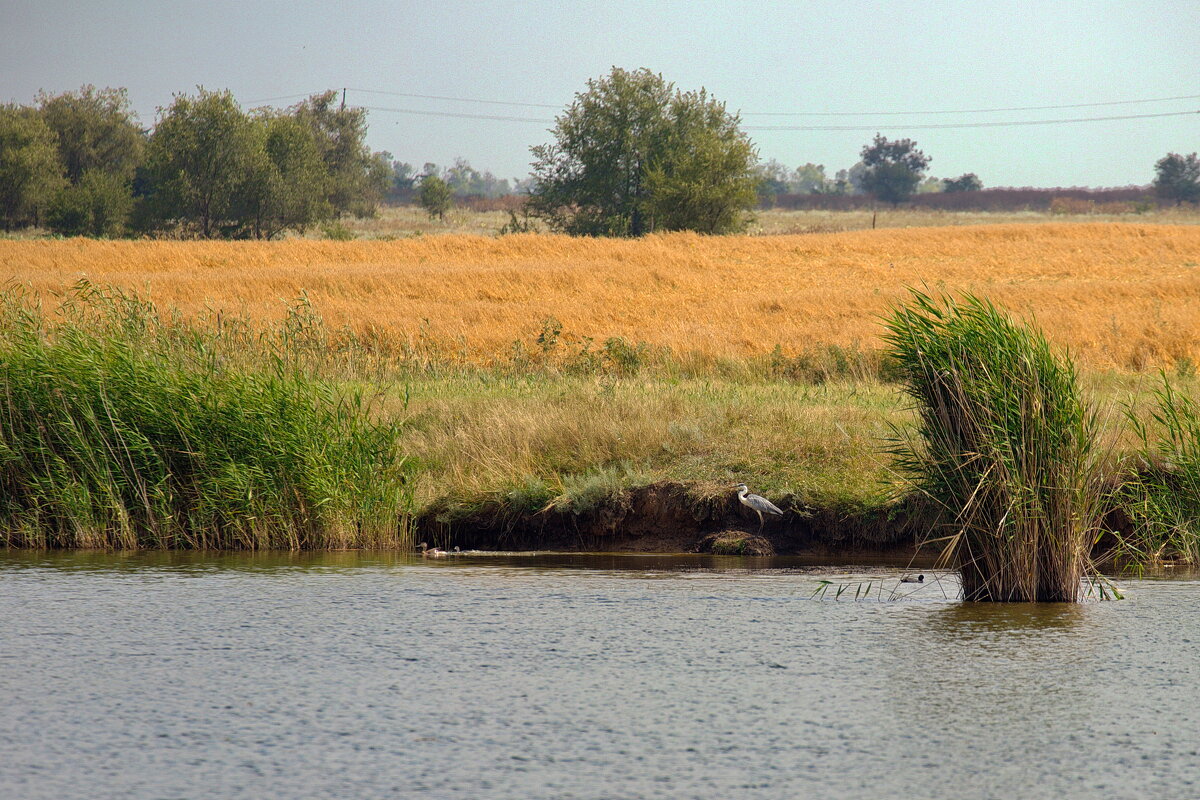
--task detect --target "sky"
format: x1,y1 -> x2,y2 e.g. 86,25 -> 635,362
2,0 -> 1197,188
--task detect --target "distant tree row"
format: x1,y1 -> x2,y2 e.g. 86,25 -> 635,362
755,148 -> 980,206
5,75 -> 1195,241
0,86 -> 394,238
1154,152 -> 1200,204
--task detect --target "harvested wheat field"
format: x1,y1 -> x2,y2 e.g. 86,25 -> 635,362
4,222 -> 1199,370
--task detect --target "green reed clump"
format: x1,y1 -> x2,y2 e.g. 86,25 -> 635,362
883,291 -> 1103,601
0,285 -> 412,550
1117,376 -> 1200,565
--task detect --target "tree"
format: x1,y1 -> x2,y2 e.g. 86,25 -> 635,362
790,163 -> 827,194
37,86 -> 144,183
0,104 -> 65,230
528,67 -> 757,236
829,162 -> 868,195
642,87 -> 758,233
291,91 -> 385,218
754,159 -> 790,205
418,174 -> 453,219
233,112 -> 331,239
917,176 -> 945,194
943,173 -> 983,193
444,157 -> 511,198
859,134 -> 931,204
1153,152 -> 1200,204
141,89 -> 260,237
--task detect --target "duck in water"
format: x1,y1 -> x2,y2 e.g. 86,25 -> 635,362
417,542 -> 449,558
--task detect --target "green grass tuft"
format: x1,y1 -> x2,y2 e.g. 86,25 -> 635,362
883,290 -> 1105,601
1117,375 -> 1200,565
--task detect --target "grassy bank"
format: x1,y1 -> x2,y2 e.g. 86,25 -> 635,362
1,290 -> 1197,560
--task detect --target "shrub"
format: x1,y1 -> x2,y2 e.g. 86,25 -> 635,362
47,169 -> 134,237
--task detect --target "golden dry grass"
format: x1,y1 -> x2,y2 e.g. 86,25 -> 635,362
4,222 -> 1200,370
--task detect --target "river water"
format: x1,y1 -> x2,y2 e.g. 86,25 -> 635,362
1,550 -> 1197,799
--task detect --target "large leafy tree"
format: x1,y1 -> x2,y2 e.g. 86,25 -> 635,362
528,68 -> 758,236
0,104 -> 65,230
39,86 -> 145,237
291,91 -> 387,218
233,112 -> 330,239
37,85 -> 144,183
1153,152 -> 1200,204
859,134 -> 931,204
142,89 -> 260,237
644,88 -> 758,233
46,169 -> 134,237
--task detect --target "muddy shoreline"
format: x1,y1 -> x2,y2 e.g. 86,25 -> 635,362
415,480 -> 1138,560
416,481 -> 935,558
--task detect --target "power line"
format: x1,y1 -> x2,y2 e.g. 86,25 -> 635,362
361,104 -> 553,123
742,109 -> 1198,131
243,89 -> 1200,131
741,93 -> 1200,117
252,87 -> 1200,118
348,87 -> 560,109
359,103 -> 1197,130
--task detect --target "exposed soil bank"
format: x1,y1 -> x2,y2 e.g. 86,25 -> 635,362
416,482 -> 932,557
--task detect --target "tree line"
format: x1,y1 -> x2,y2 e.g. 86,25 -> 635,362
0,86 -> 396,238
4,75 -> 1197,240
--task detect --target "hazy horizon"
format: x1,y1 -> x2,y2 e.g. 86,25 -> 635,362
3,1 -> 1197,189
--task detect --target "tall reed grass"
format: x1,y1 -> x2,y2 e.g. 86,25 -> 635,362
884,292 -> 1104,601
1117,376 -> 1200,564
0,283 -> 412,549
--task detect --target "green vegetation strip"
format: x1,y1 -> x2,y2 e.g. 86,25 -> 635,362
0,286 -> 412,549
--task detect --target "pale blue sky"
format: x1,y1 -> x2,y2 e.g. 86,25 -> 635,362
3,0 -> 1197,187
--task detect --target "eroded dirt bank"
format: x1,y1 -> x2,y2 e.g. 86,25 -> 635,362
415,482 -> 932,557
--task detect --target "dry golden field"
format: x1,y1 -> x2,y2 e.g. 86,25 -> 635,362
4,222 -> 1200,370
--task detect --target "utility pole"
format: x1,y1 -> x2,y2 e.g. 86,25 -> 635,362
340,87 -> 346,111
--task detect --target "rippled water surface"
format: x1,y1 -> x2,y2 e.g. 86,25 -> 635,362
2,550 -> 1198,799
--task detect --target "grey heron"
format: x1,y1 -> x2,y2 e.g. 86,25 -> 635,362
735,483 -> 784,531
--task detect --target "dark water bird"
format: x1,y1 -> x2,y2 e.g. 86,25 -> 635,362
901,574 -> 924,583
417,542 -> 449,558
735,483 -> 784,532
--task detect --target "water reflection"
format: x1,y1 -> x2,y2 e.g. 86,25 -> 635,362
921,600 -> 1090,639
